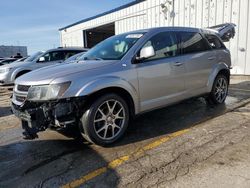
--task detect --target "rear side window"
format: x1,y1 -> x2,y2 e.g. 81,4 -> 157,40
64,51 -> 82,60
179,32 -> 210,54
51,51 -> 65,61
43,51 -> 65,62
205,34 -> 225,49
141,31 -> 179,61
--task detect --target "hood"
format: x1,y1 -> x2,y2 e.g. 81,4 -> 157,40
0,61 -> 32,69
16,60 -> 118,85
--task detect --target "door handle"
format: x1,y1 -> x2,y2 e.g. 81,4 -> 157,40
208,57 -> 216,60
174,62 -> 183,66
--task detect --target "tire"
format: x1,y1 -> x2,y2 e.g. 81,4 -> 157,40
206,74 -> 229,105
80,93 -> 129,146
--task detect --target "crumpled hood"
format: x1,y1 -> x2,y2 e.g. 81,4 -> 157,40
16,60 -> 118,85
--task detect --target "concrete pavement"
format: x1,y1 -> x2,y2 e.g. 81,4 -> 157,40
1,78 -> 250,188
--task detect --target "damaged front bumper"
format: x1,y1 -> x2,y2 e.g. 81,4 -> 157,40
11,97 -> 85,139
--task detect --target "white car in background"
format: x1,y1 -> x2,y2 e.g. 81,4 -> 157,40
0,47 -> 87,85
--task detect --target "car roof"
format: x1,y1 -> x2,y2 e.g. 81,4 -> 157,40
122,26 -> 202,35
46,47 -> 88,52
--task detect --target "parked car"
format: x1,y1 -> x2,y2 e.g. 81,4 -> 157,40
0,47 -> 87,85
64,51 -> 87,63
11,25 -> 235,145
0,57 -> 28,66
13,57 -> 29,62
0,58 -> 18,65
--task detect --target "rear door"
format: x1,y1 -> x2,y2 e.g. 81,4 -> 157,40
136,31 -> 186,112
177,31 -> 217,96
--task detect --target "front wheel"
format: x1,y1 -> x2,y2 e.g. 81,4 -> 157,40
206,74 -> 229,105
80,93 -> 129,146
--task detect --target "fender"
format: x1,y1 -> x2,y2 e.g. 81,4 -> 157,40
10,68 -> 32,82
75,76 -> 140,114
207,62 -> 230,92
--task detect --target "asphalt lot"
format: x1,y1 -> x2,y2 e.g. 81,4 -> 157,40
1,78 -> 250,188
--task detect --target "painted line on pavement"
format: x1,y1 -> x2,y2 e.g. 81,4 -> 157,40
229,88 -> 250,92
61,129 -> 190,188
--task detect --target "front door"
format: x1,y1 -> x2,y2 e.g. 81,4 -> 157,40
34,51 -> 65,69
136,31 -> 186,112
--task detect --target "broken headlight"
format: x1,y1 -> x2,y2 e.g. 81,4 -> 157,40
27,82 -> 71,101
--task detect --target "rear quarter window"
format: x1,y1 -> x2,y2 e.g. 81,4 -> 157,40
205,34 -> 226,49
179,32 -> 210,54
64,51 -> 82,60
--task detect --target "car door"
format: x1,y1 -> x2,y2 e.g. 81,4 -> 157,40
177,31 -> 217,97
136,31 -> 186,112
34,51 -> 65,69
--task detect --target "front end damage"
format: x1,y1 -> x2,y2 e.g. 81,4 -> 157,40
11,97 -> 85,139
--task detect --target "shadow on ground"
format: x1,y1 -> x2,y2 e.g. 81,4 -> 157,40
0,139 -> 119,187
0,106 -> 11,117
115,98 -> 227,147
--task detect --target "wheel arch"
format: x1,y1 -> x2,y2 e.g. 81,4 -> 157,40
85,87 -> 136,118
207,62 -> 230,92
75,76 -> 140,116
11,68 -> 31,81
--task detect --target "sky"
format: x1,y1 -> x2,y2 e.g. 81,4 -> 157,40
0,0 -> 134,54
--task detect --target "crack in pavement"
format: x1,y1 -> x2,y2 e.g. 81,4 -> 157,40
39,155 -> 81,188
125,123 -> 250,187
23,149 -> 80,175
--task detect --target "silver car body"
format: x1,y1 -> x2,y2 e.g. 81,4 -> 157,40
12,27 -> 233,141
0,47 -> 87,85
13,27 -> 231,115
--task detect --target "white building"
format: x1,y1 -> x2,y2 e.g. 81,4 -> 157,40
59,0 -> 250,75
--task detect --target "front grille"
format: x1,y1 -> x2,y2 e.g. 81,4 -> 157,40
14,85 -> 30,104
17,85 -> 31,92
16,95 -> 26,103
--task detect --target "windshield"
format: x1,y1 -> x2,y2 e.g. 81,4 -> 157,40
25,51 -> 44,62
64,52 -> 86,63
80,33 -> 145,61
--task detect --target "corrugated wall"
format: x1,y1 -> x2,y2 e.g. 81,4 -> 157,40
173,0 -> 250,75
60,0 -> 250,75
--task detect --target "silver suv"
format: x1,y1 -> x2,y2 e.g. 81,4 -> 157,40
0,47 -> 87,85
12,26 -> 234,145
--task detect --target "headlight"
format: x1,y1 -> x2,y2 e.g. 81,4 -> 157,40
0,68 -> 11,74
27,82 -> 71,101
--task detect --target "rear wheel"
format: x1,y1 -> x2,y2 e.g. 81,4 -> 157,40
206,74 -> 229,105
80,93 -> 129,146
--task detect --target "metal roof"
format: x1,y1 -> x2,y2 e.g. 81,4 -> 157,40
59,0 -> 145,31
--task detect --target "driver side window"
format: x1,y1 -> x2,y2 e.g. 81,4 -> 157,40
38,51 -> 65,63
142,32 -> 179,61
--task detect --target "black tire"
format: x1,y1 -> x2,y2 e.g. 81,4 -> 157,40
206,74 -> 229,105
80,93 -> 129,146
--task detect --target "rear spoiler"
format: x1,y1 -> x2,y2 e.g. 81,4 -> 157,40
207,23 -> 236,42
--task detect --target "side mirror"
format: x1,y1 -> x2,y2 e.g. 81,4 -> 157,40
136,46 -> 155,62
38,57 -> 45,62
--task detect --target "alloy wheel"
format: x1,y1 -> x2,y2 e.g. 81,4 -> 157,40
214,77 -> 228,103
93,99 -> 126,141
